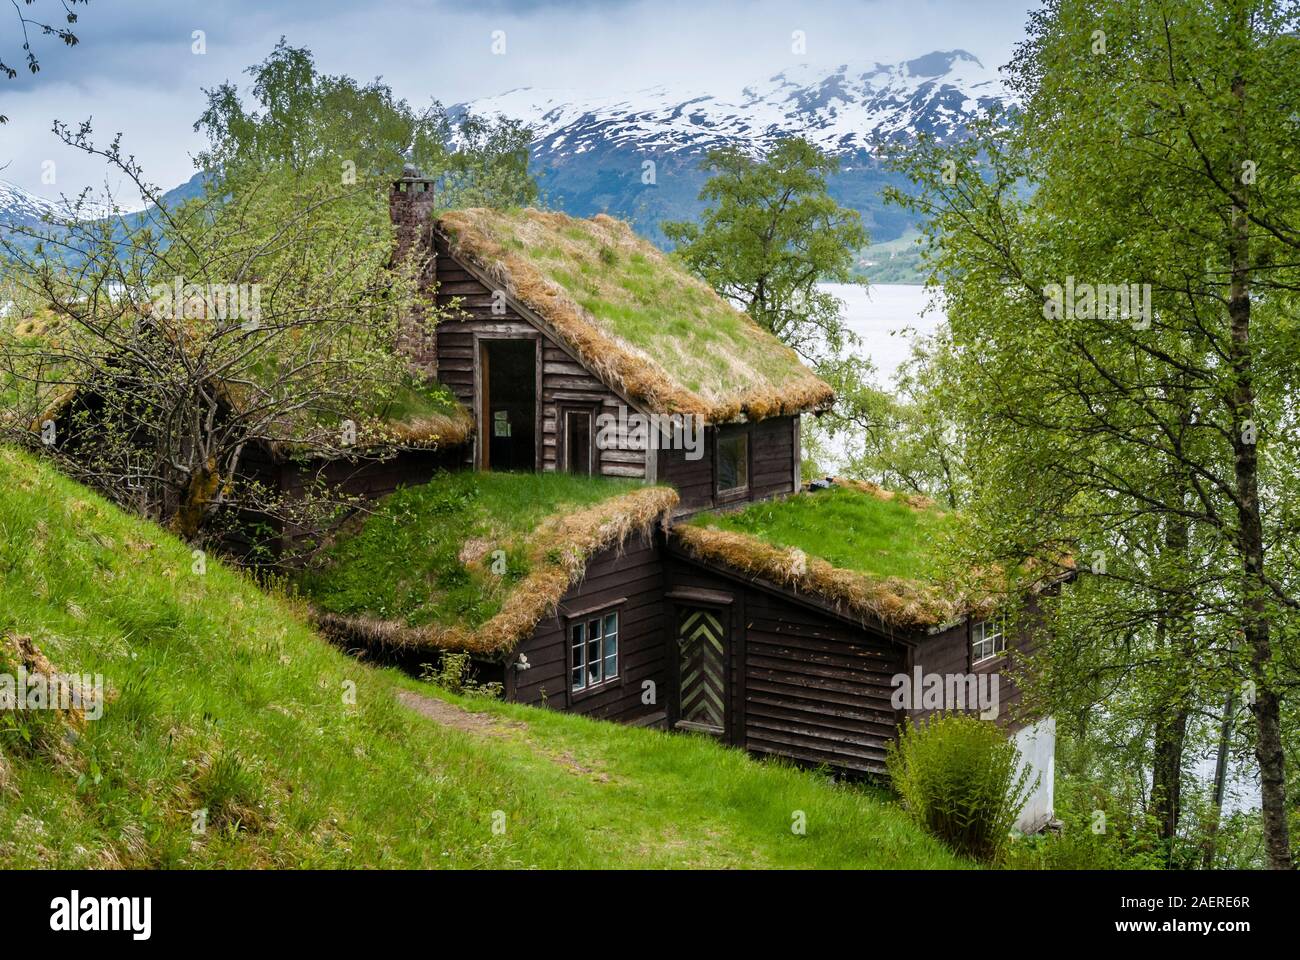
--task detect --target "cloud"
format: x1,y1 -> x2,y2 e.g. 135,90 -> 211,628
0,0 -> 1036,197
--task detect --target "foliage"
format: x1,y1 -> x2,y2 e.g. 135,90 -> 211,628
887,713 -> 1035,863
419,652 -> 503,700
0,120 -> 453,541
194,39 -> 537,210
1001,773 -> 1164,870
884,0 -> 1300,868
664,137 -> 867,359
836,327 -> 969,508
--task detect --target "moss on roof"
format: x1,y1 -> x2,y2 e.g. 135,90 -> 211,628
675,479 -> 990,630
301,471 -> 678,657
437,207 -> 834,423
0,309 -> 472,456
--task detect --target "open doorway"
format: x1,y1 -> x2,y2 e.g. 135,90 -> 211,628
480,338 -> 538,471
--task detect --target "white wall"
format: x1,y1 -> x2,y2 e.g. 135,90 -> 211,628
1013,717 -> 1056,833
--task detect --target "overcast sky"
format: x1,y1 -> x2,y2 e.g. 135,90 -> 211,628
1,0 -> 1037,200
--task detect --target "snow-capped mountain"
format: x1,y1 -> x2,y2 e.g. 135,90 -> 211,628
0,179 -> 67,230
0,52 -> 1007,277
459,50 -> 1010,254
468,49 -> 1005,160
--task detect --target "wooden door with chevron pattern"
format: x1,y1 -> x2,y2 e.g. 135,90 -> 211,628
676,606 -> 728,736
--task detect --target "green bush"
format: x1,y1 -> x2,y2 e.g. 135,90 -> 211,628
420,652 -> 503,700
886,713 -> 1035,863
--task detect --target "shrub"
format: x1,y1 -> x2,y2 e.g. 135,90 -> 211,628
420,652 -> 503,700
886,713 -> 1035,863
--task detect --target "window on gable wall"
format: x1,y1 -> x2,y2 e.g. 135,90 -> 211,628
716,429 -> 749,498
972,618 -> 1006,664
570,609 -> 619,692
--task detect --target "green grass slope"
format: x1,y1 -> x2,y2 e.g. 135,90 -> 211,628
0,447 -> 967,869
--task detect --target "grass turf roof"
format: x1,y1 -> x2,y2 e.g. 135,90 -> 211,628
436,207 -> 834,423
301,471 -> 678,658
676,479 -> 994,630
0,309 -> 473,456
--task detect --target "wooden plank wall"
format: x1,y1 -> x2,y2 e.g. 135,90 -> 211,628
907,615 -> 1038,734
752,416 -> 798,500
433,235 -> 646,478
742,589 -> 904,775
658,415 -> 800,514
510,531 -> 668,724
664,556 -> 905,775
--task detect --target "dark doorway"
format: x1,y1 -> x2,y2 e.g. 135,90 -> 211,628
562,407 -> 594,475
481,339 -> 537,471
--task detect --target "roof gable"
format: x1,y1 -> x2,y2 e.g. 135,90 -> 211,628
435,208 -> 834,424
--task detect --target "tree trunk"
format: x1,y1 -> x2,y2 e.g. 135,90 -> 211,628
176,458 -> 220,541
1227,72 -> 1292,870
1151,707 -> 1188,861
1201,682 -> 1237,870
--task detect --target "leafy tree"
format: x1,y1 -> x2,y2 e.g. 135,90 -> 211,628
194,39 -> 537,210
665,137 -> 866,361
886,0 -> 1300,868
841,327 -> 969,508
0,120 -> 443,544
665,137 -> 881,453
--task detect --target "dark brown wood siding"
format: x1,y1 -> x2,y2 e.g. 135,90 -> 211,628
433,235 -> 647,478
658,415 -> 800,514
510,531 -> 667,724
664,555 -> 906,775
907,613 -> 1039,734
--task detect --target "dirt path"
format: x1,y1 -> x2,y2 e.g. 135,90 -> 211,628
395,689 -> 526,738
394,688 -> 611,782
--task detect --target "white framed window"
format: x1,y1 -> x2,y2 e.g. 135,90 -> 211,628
972,618 -> 1006,664
570,610 -> 619,692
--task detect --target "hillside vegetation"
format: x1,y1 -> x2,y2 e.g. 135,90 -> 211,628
0,447 -> 967,868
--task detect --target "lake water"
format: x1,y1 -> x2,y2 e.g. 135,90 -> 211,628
824,282 -> 946,385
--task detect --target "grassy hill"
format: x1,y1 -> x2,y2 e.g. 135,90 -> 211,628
0,446 -> 968,868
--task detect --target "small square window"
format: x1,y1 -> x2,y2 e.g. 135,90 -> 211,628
972,618 -> 1006,664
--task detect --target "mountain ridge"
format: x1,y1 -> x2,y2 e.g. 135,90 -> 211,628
1,51 -> 1009,279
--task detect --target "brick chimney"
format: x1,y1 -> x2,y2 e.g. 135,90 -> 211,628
390,165 -> 438,374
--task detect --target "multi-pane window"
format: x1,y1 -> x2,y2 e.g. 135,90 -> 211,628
571,610 -> 619,692
717,430 -> 749,496
972,618 -> 1006,664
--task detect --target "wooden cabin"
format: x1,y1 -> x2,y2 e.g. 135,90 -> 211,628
20,169 -> 1056,832
309,171 -> 1059,832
